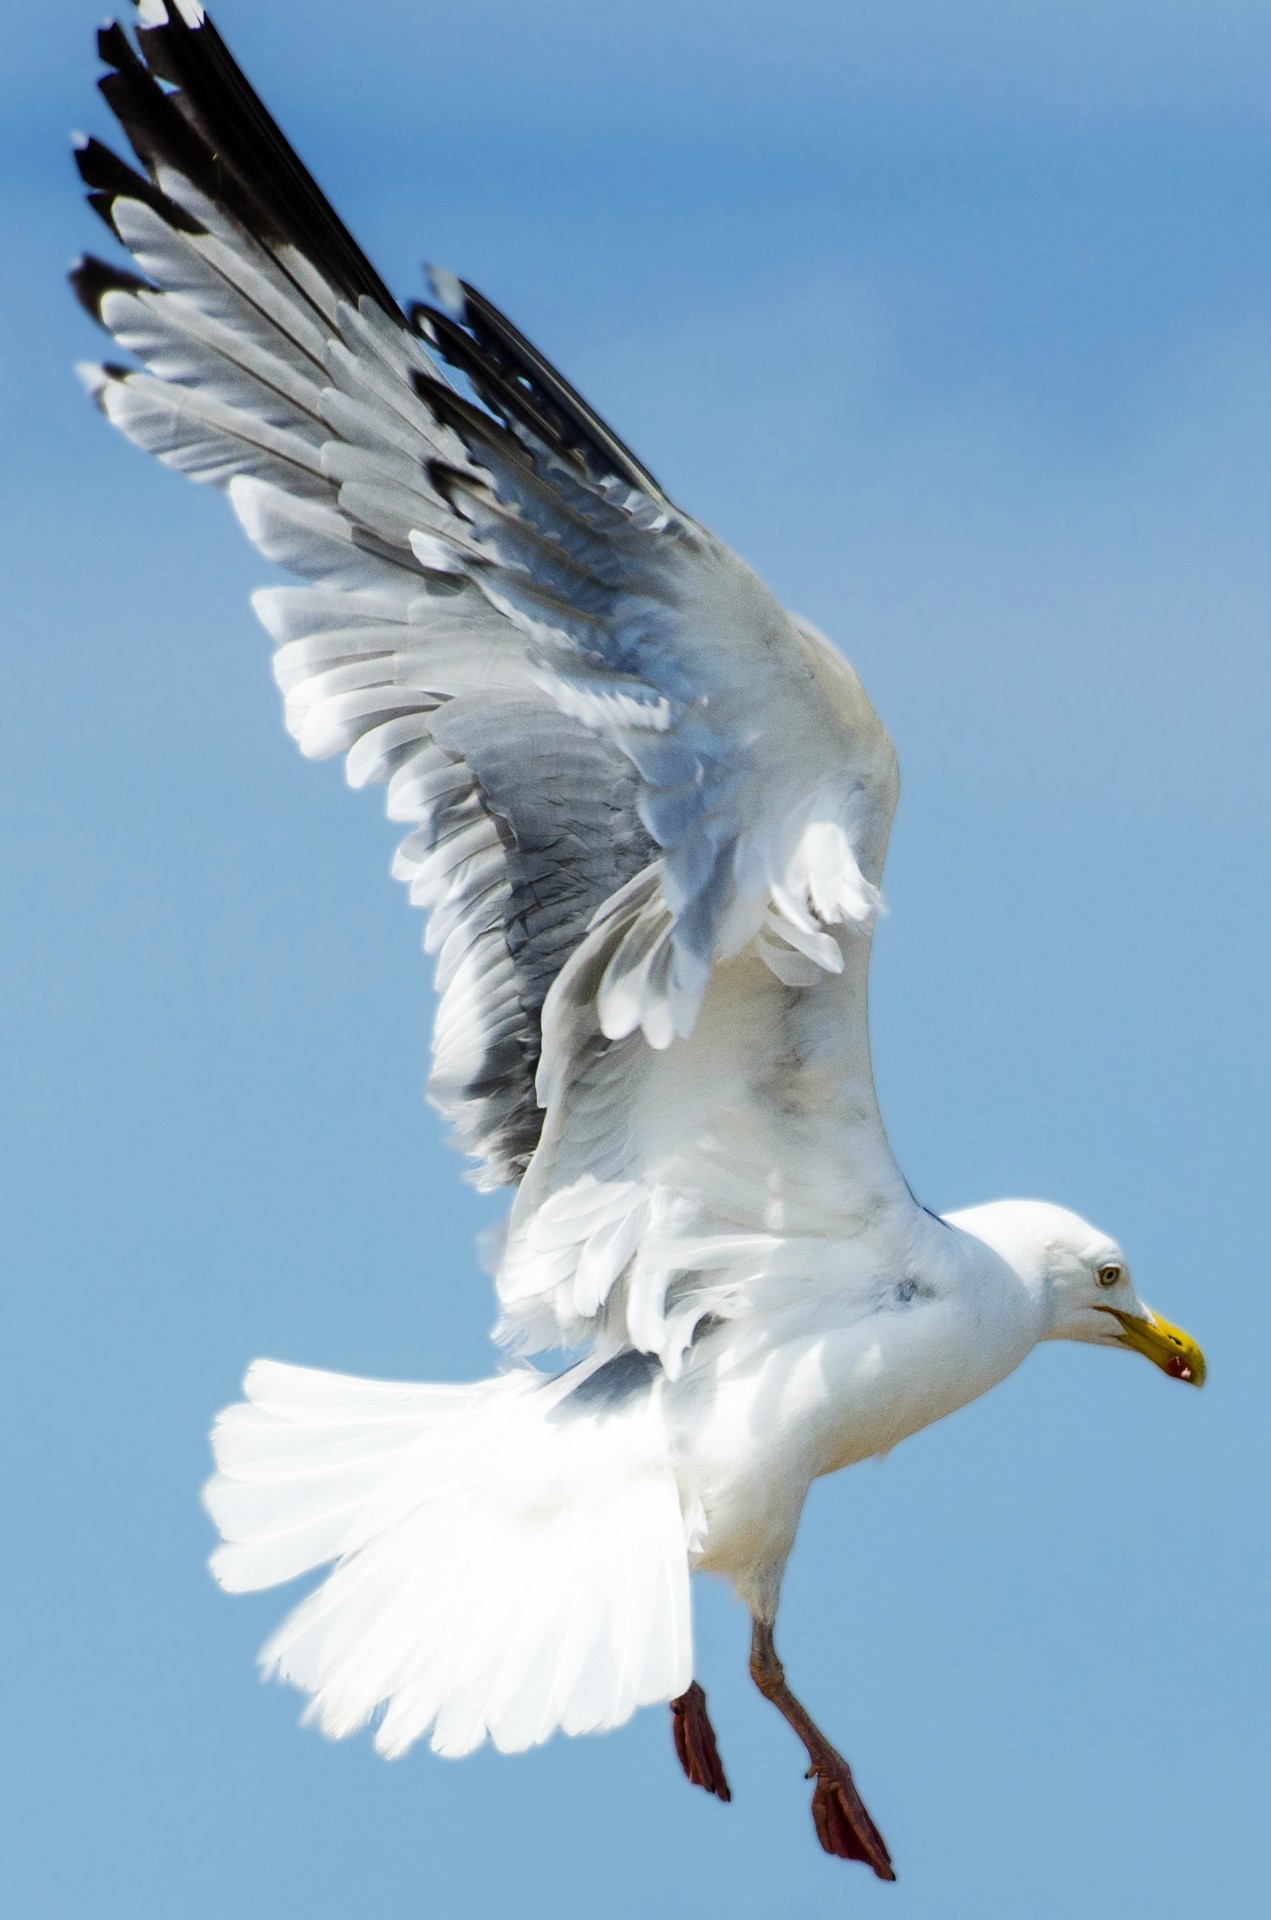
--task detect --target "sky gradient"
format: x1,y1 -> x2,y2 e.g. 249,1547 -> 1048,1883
3,3 -> 1268,1915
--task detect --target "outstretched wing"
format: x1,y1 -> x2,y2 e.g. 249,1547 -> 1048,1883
74,1 -> 912,1362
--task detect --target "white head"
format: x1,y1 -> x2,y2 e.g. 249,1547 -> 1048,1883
947,1199 -> 1205,1386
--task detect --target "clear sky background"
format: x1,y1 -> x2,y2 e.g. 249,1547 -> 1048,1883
2,3 -> 1267,1915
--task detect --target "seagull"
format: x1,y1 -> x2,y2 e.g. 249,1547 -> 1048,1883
72,0 -> 1206,1878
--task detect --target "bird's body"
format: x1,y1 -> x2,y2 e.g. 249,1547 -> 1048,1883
676,1217 -> 1030,1612
73,0 -> 1205,1876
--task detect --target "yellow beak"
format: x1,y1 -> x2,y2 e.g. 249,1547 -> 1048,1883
1094,1304 -> 1206,1387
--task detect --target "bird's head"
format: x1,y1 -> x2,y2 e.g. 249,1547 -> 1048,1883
950,1199 -> 1206,1387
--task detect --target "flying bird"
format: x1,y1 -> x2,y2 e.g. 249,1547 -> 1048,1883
72,0 -> 1206,1878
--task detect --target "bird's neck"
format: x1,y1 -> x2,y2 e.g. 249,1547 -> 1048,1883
939,1205 -> 1055,1345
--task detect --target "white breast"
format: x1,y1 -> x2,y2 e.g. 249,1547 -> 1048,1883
667,1225 -> 1042,1613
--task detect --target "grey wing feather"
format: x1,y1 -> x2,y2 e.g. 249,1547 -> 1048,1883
74,6 -> 908,1362
73,4 -> 660,1187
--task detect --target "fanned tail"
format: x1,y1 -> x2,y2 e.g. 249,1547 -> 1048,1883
204,1359 -> 692,1757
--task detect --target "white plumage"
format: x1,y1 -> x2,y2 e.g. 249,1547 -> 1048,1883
208,1361 -> 691,1758
73,2 -> 1204,1876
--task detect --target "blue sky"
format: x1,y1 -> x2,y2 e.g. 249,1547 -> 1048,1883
2,2 -> 1267,1914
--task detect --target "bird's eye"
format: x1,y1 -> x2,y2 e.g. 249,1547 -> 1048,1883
1097,1263 -> 1122,1288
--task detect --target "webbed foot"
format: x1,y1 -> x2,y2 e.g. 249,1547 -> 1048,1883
805,1748 -> 895,1878
670,1681 -> 732,1801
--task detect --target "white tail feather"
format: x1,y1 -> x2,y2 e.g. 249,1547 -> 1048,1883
204,1359 -> 692,1757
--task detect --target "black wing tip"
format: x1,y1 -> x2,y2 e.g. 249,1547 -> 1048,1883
96,22 -> 131,68
77,1 -> 669,513
127,1 -> 209,31
409,273 -> 665,502
74,357 -> 131,412
410,299 -> 589,472
92,0 -> 403,318
97,1 -> 208,68
460,280 -> 666,501
69,251 -> 153,324
73,126 -> 206,237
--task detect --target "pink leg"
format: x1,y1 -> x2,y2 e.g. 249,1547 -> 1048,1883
749,1619 -> 895,1880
